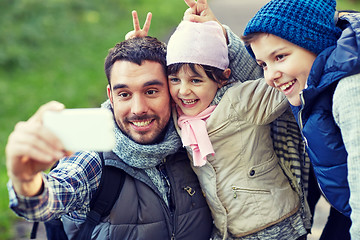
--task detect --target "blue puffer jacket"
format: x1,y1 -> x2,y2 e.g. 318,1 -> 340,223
291,13 -> 360,217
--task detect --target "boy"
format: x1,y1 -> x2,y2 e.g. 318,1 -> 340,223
242,0 -> 360,238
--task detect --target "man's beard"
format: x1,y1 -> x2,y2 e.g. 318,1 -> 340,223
116,116 -> 170,145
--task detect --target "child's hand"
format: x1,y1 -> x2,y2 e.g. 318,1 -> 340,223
183,0 -> 217,23
125,10 -> 152,40
183,0 -> 227,42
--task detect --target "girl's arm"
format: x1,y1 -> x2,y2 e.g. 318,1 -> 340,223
183,0 -> 263,82
225,25 -> 263,83
228,79 -> 288,125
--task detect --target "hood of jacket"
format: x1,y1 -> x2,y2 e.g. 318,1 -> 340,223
292,13 -> 360,117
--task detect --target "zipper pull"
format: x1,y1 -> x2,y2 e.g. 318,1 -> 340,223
184,186 -> 195,196
232,187 -> 237,199
303,138 -> 308,152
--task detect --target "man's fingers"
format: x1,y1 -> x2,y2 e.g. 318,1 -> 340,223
6,133 -> 62,181
16,116 -> 64,150
28,101 -> 65,124
6,101 -> 66,188
9,122 -> 64,161
16,144 -> 61,164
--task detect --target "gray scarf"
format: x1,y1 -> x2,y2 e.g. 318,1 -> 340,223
102,100 -> 182,204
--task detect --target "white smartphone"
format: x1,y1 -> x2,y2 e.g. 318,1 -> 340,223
43,108 -> 116,152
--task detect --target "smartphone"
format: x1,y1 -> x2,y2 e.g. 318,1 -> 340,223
43,108 -> 116,152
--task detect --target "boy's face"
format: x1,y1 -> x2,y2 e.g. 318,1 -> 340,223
250,33 -> 317,106
107,60 -> 171,144
168,64 -> 222,116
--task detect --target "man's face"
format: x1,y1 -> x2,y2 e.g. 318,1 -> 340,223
107,60 -> 171,144
251,33 -> 316,106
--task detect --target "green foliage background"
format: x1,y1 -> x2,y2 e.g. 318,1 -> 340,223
0,0 -> 359,239
0,0 -> 186,238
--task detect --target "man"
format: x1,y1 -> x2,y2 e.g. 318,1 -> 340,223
6,36 -> 213,239
6,2 -> 308,239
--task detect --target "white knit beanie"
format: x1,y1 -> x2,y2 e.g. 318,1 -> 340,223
166,21 -> 229,70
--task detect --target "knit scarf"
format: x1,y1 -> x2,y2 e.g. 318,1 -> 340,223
177,105 -> 216,167
101,100 -> 182,205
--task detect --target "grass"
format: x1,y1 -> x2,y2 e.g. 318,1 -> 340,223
337,0 -> 360,10
0,0 -> 186,239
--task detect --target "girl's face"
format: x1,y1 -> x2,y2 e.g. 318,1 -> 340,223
168,64 -> 223,116
250,33 -> 317,106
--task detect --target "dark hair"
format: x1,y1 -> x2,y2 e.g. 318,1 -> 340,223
104,36 -> 167,85
241,32 -> 269,47
167,63 -> 228,84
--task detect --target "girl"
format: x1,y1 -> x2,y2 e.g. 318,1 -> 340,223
166,20 -> 308,240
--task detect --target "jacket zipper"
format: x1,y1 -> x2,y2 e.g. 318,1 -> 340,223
131,158 -> 176,239
298,91 -> 308,152
160,159 -> 177,240
298,92 -> 336,215
299,92 -> 331,209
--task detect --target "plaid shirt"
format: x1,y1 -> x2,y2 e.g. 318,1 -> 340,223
8,151 -> 102,222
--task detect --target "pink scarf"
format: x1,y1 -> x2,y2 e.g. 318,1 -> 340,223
177,105 -> 216,167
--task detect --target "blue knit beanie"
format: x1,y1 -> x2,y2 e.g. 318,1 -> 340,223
243,0 -> 342,56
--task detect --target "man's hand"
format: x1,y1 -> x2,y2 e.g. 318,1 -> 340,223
6,101 -> 66,196
125,10 -> 152,40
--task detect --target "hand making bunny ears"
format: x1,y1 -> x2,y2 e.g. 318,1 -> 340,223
125,10 -> 152,40
183,0 -> 227,42
183,0 -> 218,23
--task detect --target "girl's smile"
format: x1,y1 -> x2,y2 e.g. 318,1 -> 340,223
168,64 -> 222,116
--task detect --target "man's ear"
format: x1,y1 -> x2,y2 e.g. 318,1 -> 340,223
107,84 -> 113,106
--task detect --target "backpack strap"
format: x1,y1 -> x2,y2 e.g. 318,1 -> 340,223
75,152 -> 126,240
30,222 -> 39,239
